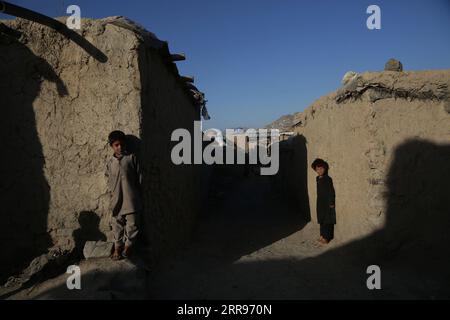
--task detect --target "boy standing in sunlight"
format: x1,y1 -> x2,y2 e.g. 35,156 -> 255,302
105,130 -> 142,260
311,158 -> 336,245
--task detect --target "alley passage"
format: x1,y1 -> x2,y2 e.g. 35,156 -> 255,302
148,172 -> 320,299
147,170 -> 430,299
146,171 -> 376,299
6,169 -> 432,300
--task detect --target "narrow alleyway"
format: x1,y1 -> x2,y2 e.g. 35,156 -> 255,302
148,172 -> 314,299
146,167 -> 442,299
146,170 -> 371,299
5,166 -> 445,299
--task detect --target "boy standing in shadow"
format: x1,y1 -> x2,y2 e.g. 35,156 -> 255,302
106,130 -> 142,260
311,158 -> 336,245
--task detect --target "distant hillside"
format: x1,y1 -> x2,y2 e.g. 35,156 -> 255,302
265,114 -> 295,131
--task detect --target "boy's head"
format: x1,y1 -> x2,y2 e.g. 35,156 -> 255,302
108,130 -> 126,156
311,158 -> 329,176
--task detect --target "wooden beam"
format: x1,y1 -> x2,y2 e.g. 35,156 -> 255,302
171,53 -> 186,61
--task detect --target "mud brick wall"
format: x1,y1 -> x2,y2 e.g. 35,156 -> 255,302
279,70 -> 450,251
0,17 -> 201,279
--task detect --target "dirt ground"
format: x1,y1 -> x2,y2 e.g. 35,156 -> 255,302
3,170 -> 449,300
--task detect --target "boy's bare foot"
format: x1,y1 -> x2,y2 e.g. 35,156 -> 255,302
319,238 -> 329,245
111,246 -> 123,260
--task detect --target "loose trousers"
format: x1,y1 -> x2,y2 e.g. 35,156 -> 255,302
111,212 -> 139,247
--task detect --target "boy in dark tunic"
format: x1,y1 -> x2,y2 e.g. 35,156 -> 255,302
311,158 -> 336,245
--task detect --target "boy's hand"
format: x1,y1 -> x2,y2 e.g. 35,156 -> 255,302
329,204 -> 335,208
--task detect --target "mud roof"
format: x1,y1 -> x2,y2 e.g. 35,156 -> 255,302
102,16 -> 209,118
0,12 -> 209,119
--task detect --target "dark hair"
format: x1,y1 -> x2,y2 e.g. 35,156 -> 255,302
108,130 -> 125,145
311,158 -> 329,172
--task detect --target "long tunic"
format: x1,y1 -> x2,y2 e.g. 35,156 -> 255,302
316,174 -> 336,224
105,152 -> 143,216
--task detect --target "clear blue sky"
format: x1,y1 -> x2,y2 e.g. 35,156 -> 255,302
2,0 -> 450,129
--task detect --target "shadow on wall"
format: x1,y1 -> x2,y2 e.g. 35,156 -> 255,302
136,43 -> 202,265
124,134 -> 142,155
0,25 -> 108,283
276,134 -> 311,222
72,211 -> 107,257
381,139 -> 450,260
121,134 -> 147,253
0,33 -> 67,283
